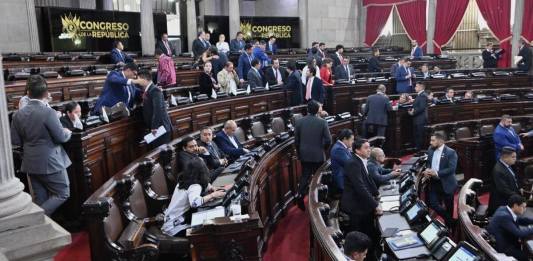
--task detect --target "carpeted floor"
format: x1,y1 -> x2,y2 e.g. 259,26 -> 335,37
55,232 -> 90,261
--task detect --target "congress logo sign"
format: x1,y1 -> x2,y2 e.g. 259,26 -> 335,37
240,22 -> 292,39
59,13 -> 130,45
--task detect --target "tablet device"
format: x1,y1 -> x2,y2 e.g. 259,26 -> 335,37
418,220 -> 445,248
446,242 -> 480,261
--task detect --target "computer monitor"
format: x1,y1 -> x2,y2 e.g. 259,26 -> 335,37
447,242 -> 479,261
419,220 -> 444,247
406,202 -> 421,222
400,187 -> 415,206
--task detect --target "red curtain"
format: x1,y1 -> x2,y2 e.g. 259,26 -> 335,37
363,0 -> 416,6
364,5 -> 393,47
396,0 -> 426,47
476,0 -> 511,67
433,0 -> 469,54
522,0 -> 533,42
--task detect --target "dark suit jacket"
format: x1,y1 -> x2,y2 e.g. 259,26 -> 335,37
390,63 -> 400,76
285,71 -> 303,105
192,38 -> 208,59
93,70 -> 141,114
155,40 -> 174,57
482,50 -> 498,68
487,206 -> 533,256
247,68 -> 265,89
305,77 -> 325,103
331,53 -> 343,68
341,156 -> 379,215
334,64 -> 352,81
517,45 -> 532,72
230,39 -> 246,53
488,160 -> 521,214
294,114 -> 332,163
178,151 -> 200,170
198,72 -> 218,96
367,56 -> 381,72
237,53 -> 254,80
493,124 -> 522,159
142,83 -> 172,132
367,159 -> 396,186
411,46 -> 423,58
214,130 -> 246,161
363,93 -> 392,126
395,66 -> 412,93
59,116 -> 75,130
266,42 -> 277,54
426,145 -> 458,195
110,48 -> 133,64
330,141 -> 353,190
412,92 -> 428,125
264,66 -> 287,86
197,140 -> 226,169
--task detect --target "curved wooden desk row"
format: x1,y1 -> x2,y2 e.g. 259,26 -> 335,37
82,108 -> 357,260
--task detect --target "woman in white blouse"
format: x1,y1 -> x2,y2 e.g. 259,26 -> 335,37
216,34 -> 230,54
161,158 -> 230,237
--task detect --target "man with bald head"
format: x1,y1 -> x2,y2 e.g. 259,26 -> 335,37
214,120 -> 250,161
367,148 -> 401,186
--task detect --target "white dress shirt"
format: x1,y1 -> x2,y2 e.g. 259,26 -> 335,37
355,154 -> 369,174
431,144 -> 445,172
506,206 -> 517,222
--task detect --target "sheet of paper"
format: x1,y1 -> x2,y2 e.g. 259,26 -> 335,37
381,201 -> 400,212
381,195 -> 400,202
143,126 -> 167,144
191,207 -> 226,227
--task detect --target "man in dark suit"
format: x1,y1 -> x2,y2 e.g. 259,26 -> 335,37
440,88 -> 456,103
285,61 -> 303,105
315,42 -> 327,66
493,114 -> 523,159
482,42 -> 500,68
266,36 -> 277,54
246,59 -> 265,90
230,32 -> 246,53
197,127 -> 228,171
214,120 -> 250,162
237,44 -> 254,83
423,133 -> 458,227
60,101 -> 83,130
10,75 -> 72,216
341,139 -> 381,260
416,64 -> 431,79
92,63 -> 143,114
395,58 -> 413,93
488,147 -> 521,215
334,58 -> 352,81
367,48 -> 382,72
264,58 -> 287,86
363,84 -> 392,138
110,40 -> 134,65
137,69 -> 172,149
331,44 -> 344,68
517,40 -> 532,72
410,40 -> 423,59
294,101 -> 332,210
192,31 -> 209,60
330,129 -> 355,193
487,194 -> 533,261
303,67 -> 325,103
408,83 -> 428,150
155,33 -> 175,57
368,148 -> 401,186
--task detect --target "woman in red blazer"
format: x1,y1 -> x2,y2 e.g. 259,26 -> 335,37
320,58 -> 334,87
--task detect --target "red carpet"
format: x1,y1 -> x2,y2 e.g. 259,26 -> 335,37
55,232 -> 90,261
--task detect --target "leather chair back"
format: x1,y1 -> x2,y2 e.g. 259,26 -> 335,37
151,164 -> 169,197
480,125 -> 494,137
234,127 -> 246,143
251,122 -> 266,137
271,117 -> 286,134
129,181 -> 148,219
292,113 -> 303,125
104,199 -> 124,242
434,130 -> 447,140
455,127 -> 472,140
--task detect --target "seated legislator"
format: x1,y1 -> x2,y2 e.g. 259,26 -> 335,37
60,101 -> 83,130
432,66 -> 446,77
198,61 -> 221,97
110,40 -> 134,65
285,61 -> 304,106
178,137 -> 220,181
197,127 -> 228,177
246,59 -> 265,90
303,67 -> 325,104
487,195 -> 533,261
330,129 -> 355,193
217,62 -> 240,94
344,231 -> 372,261
362,84 -> 392,138
214,120 -> 249,161
319,58 -> 334,87
161,159 -> 228,237
92,63 -> 142,114
264,58 -> 287,86
493,114 -> 523,159
463,90 -> 474,100
367,48 -> 382,73
440,88 -> 456,103
488,147 -> 521,215
367,148 -> 401,186
334,58 -> 352,82
154,49 -> 176,88
417,64 -> 431,79
423,133 -> 458,227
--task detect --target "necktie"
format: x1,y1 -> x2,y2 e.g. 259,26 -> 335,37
274,69 -> 278,81
209,143 -> 219,159
164,41 -> 172,55
305,77 -> 313,100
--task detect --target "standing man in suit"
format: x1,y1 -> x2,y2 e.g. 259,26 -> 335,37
110,40 -> 134,65
330,129 -> 355,194
230,32 -> 246,53
192,31 -> 209,60
395,58 -> 413,93
334,58 -> 352,81
331,44 -> 344,68
137,70 -> 172,149
363,84 -> 392,138
265,58 -> 286,86
11,75 -> 72,216
294,101 -> 332,210
315,42 -> 327,66
517,40 -> 532,72
341,139 -> 381,260
488,147 -> 522,215
93,63 -> 142,114
303,67 -> 325,104
154,49 -> 176,88
367,48 -> 382,72
285,61 -> 303,105
423,133 -> 458,227
155,33 -> 175,57
197,127 -> 228,174
410,40 -> 423,59
482,42 -> 500,68
367,148 -> 401,186
60,101 -> 83,131
266,36 -> 277,54
253,41 -> 270,68
237,44 -> 255,83
214,120 -> 250,162
493,114 -> 523,159
408,83 -> 428,150
487,194 -> 533,261
247,59 -> 265,90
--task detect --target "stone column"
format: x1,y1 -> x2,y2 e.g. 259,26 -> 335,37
73,0 -> 96,9
511,0 -> 524,68
298,0 -> 308,48
187,0 -> 198,53
25,0 -> 41,52
141,0 -> 155,56
426,0 -> 436,53
359,5 -> 367,47
0,55 -> 70,260
102,0 -> 114,10
229,0 -> 241,43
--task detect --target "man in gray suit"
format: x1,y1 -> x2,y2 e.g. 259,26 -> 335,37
294,100 -> 332,210
247,59 -> 264,90
11,75 -> 72,216
363,84 -> 393,138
